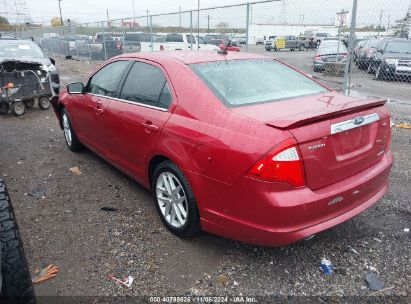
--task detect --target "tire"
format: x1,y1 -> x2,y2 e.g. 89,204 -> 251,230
151,161 -> 201,238
0,103 -> 9,115
0,179 -> 36,304
37,97 -> 50,110
375,66 -> 383,80
367,64 -> 375,74
10,102 -> 25,117
61,109 -> 83,152
23,100 -> 35,109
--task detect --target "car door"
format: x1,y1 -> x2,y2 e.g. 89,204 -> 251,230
105,61 -> 173,182
79,60 -> 130,155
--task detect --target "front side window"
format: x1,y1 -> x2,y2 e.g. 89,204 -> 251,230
165,34 -> 183,43
86,61 -> 129,97
191,59 -> 328,107
385,41 -> 411,54
119,62 -> 172,109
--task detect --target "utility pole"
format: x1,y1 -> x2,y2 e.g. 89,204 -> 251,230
57,0 -> 63,26
377,9 -> 383,36
386,14 -> 390,36
207,15 -> 210,33
179,6 -> 182,28
106,9 -> 110,29
146,10 -> 149,32
132,0 -> 136,28
197,0 -> 200,49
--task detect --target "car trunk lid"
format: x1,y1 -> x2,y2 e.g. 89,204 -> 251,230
231,92 -> 390,190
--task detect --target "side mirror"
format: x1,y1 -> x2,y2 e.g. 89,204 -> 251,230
49,57 -> 56,65
67,82 -> 84,94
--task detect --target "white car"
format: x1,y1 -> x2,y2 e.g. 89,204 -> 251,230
160,33 -> 219,51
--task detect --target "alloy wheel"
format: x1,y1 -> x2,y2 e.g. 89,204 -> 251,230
62,113 -> 72,146
155,172 -> 188,228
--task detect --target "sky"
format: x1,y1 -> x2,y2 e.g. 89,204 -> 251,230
2,0 -> 410,27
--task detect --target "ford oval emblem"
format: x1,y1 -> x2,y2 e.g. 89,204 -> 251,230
353,116 -> 365,125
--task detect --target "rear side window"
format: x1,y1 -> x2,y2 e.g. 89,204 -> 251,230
86,61 -> 129,97
119,62 -> 172,109
165,34 -> 183,42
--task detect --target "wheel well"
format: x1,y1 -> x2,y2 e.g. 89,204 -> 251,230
148,156 -> 170,187
56,103 -> 65,129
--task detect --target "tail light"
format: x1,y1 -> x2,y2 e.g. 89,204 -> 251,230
365,48 -> 375,57
341,53 -> 348,58
246,138 -> 306,187
314,55 -> 321,60
160,45 -> 164,51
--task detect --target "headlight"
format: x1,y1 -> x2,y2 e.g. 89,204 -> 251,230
42,64 -> 57,72
384,58 -> 397,65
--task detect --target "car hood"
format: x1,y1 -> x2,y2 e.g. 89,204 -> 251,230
0,57 -> 52,66
382,52 -> 411,60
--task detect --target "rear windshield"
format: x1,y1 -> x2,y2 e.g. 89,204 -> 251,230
125,33 -> 151,42
385,41 -> 411,54
191,59 -> 328,107
0,42 -> 45,58
319,43 -> 347,55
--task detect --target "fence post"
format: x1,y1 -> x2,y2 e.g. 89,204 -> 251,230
190,11 -> 193,51
246,2 -> 250,52
150,15 -> 153,52
343,0 -> 358,95
103,32 -> 107,60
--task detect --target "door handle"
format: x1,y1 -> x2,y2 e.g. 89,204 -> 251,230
96,108 -> 104,115
142,121 -> 159,132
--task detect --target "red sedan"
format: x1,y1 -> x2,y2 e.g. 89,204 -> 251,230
52,51 -> 393,246
219,43 -> 241,52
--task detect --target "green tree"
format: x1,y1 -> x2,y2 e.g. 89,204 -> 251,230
0,16 -> 9,24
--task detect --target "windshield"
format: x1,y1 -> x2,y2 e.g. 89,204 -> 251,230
366,39 -> 381,48
385,41 -> 411,54
319,43 -> 347,54
0,42 -> 45,58
191,59 -> 328,107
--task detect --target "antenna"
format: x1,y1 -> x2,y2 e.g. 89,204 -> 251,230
217,29 -> 238,55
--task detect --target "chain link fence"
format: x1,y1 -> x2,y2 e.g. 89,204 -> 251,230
11,0 -> 411,102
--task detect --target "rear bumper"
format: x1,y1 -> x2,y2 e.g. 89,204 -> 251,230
197,151 -> 393,247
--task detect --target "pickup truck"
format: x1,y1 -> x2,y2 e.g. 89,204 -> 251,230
266,35 -> 310,51
160,33 -> 219,51
77,33 -> 122,60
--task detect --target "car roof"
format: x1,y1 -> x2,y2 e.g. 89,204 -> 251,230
116,51 -> 269,65
0,39 -> 35,44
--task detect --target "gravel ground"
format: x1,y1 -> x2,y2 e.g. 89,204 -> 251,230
0,56 -> 410,302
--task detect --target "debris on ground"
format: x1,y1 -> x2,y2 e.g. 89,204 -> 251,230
346,245 -> 360,255
69,166 -> 82,175
28,187 -> 46,199
370,286 -> 395,295
101,207 -> 118,212
333,266 -> 347,276
396,123 -> 411,129
404,228 -> 410,233
32,264 -> 59,284
365,273 -> 385,291
320,259 -> 333,275
107,274 -> 134,288
216,274 -> 230,285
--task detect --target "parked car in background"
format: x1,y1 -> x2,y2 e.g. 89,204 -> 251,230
311,32 -> 333,46
0,38 -> 60,93
354,40 -> 367,62
256,37 -> 264,45
203,34 -> 228,46
266,35 -> 309,51
122,33 -> 163,53
218,41 -> 240,52
83,33 -> 122,59
355,39 -> 382,69
264,35 -> 276,51
161,33 -> 219,51
52,51 -> 392,247
367,38 -> 411,81
313,40 -> 348,72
